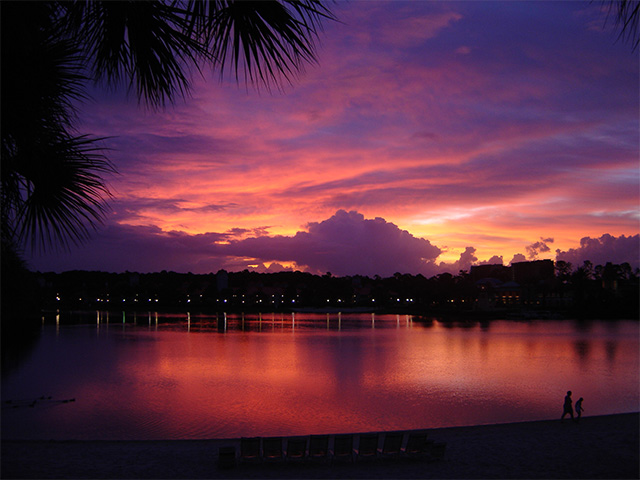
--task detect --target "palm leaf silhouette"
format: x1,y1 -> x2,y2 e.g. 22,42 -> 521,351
14,135 -> 113,252
60,1 -> 210,107
193,0 -> 336,89
60,0 -> 336,106
605,0 -> 640,50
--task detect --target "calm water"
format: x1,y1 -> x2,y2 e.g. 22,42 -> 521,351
2,312 -> 638,440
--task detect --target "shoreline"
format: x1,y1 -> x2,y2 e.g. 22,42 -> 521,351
2,412 -> 638,479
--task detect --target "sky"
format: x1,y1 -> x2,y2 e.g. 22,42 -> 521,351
27,1 -> 639,277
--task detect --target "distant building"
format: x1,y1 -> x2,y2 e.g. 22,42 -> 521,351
496,281 -> 522,305
470,264 -> 511,282
471,260 -> 555,285
472,260 -> 556,311
511,260 -> 554,284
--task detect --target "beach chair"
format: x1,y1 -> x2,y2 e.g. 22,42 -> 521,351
262,437 -> 284,462
332,434 -> 355,463
239,437 -> 261,464
286,437 -> 308,462
379,432 -> 404,459
308,435 -> 330,462
357,433 -> 379,461
403,431 -> 433,460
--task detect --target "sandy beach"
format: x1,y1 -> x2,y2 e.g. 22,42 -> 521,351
2,413 -> 638,479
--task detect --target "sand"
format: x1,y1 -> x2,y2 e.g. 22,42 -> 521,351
2,413 -> 638,479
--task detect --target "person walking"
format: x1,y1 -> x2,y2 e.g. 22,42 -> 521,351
561,390 -> 574,422
575,397 -> 584,423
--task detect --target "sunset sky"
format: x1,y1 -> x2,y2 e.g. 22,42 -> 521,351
27,1 -> 639,277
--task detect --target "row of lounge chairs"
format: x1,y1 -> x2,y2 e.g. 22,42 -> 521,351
218,430 -> 446,468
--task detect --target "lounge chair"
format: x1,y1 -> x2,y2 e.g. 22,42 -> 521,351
403,431 -> 433,460
379,432 -> 404,459
357,433 -> 379,461
239,437 -> 261,463
332,434 -> 355,463
262,437 -> 284,462
429,441 -> 447,461
308,435 -> 330,462
286,437 -> 308,462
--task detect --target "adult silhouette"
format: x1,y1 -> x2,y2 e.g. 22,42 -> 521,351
561,390 -> 574,422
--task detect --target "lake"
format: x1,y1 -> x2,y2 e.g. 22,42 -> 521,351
2,312 -> 638,440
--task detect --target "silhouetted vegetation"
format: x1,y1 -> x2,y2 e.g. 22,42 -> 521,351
26,260 -> 639,321
1,0 -> 335,325
605,0 -> 640,50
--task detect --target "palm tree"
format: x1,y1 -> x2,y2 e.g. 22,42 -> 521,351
1,0 -> 335,255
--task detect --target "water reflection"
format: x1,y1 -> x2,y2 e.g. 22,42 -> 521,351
2,313 -> 638,441
44,310 -> 428,333
574,340 -> 591,361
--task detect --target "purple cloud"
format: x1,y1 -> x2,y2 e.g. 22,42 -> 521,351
27,211 -> 443,277
223,210 -> 442,277
479,255 -> 504,266
26,216 -> 639,277
555,234 -> 640,268
25,224 -> 230,273
510,253 -> 527,265
437,247 -> 479,274
526,237 -> 554,259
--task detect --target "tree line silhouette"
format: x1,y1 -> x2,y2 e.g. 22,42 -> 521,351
27,259 -> 639,321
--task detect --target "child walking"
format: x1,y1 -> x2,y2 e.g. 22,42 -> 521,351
575,397 -> 584,423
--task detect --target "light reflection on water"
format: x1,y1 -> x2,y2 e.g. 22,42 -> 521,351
2,313 -> 638,440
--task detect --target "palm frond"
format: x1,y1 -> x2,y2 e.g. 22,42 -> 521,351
14,134 -> 114,252
604,0 -> 640,51
187,0 -> 336,89
61,0 -> 211,108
